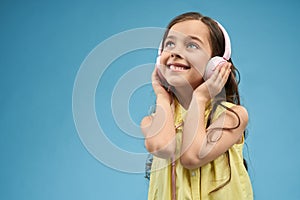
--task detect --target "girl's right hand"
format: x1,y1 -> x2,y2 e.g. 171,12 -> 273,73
152,67 -> 172,104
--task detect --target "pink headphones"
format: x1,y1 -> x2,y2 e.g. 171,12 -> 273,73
203,21 -> 231,80
156,20 -> 231,80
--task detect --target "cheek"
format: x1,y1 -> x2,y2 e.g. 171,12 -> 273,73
155,53 -> 168,78
157,52 -> 170,72
158,51 -> 169,64
189,56 -> 209,77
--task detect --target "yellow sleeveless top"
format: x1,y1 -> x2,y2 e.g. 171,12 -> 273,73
148,101 -> 253,200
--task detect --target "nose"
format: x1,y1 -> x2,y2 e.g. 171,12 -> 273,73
170,48 -> 183,59
171,52 -> 182,58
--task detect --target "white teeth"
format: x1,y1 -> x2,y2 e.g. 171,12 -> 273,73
170,65 -> 186,71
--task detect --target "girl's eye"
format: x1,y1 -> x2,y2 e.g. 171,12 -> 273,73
187,42 -> 199,49
165,41 -> 175,48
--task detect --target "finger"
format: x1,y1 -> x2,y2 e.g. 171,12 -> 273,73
214,65 -> 226,84
217,62 -> 230,77
218,67 -> 227,80
220,65 -> 231,86
219,62 -> 230,76
209,66 -> 219,81
223,63 -> 231,77
152,69 -> 161,87
224,67 -> 231,83
212,67 -> 228,88
152,67 -> 161,81
210,61 -> 227,81
151,69 -> 157,82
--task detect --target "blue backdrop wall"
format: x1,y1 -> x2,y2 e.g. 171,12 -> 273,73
1,0 -> 300,199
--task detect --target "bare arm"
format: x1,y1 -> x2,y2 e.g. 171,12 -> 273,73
140,68 -> 176,159
180,63 -> 247,169
180,97 -> 247,169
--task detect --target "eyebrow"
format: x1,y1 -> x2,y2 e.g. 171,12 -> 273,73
165,35 -> 176,40
188,35 -> 204,45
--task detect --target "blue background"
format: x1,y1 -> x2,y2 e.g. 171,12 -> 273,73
1,0 -> 300,199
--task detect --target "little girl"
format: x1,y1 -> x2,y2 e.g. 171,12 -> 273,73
141,12 -> 253,199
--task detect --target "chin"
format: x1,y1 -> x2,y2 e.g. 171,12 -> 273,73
167,77 -> 194,90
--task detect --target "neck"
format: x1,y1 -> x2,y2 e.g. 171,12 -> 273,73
172,85 -> 194,110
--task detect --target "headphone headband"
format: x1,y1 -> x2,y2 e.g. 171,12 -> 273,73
215,21 -> 231,60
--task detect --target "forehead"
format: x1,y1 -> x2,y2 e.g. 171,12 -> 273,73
169,20 -> 210,43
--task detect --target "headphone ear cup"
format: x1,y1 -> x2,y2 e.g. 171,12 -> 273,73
204,56 -> 227,80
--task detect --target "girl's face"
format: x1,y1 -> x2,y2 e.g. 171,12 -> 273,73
159,20 -> 212,90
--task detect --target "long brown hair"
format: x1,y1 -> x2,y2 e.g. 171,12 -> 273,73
162,12 -> 248,193
145,13 -> 249,190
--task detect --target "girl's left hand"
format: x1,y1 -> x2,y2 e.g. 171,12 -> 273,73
194,62 -> 232,102
151,67 -> 172,104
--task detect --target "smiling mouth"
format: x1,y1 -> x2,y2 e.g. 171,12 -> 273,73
167,63 -> 191,72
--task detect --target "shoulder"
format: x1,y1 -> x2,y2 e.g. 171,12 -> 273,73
213,102 -> 247,121
219,102 -> 248,120
221,104 -> 249,143
229,105 -> 248,128
212,102 -> 249,133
